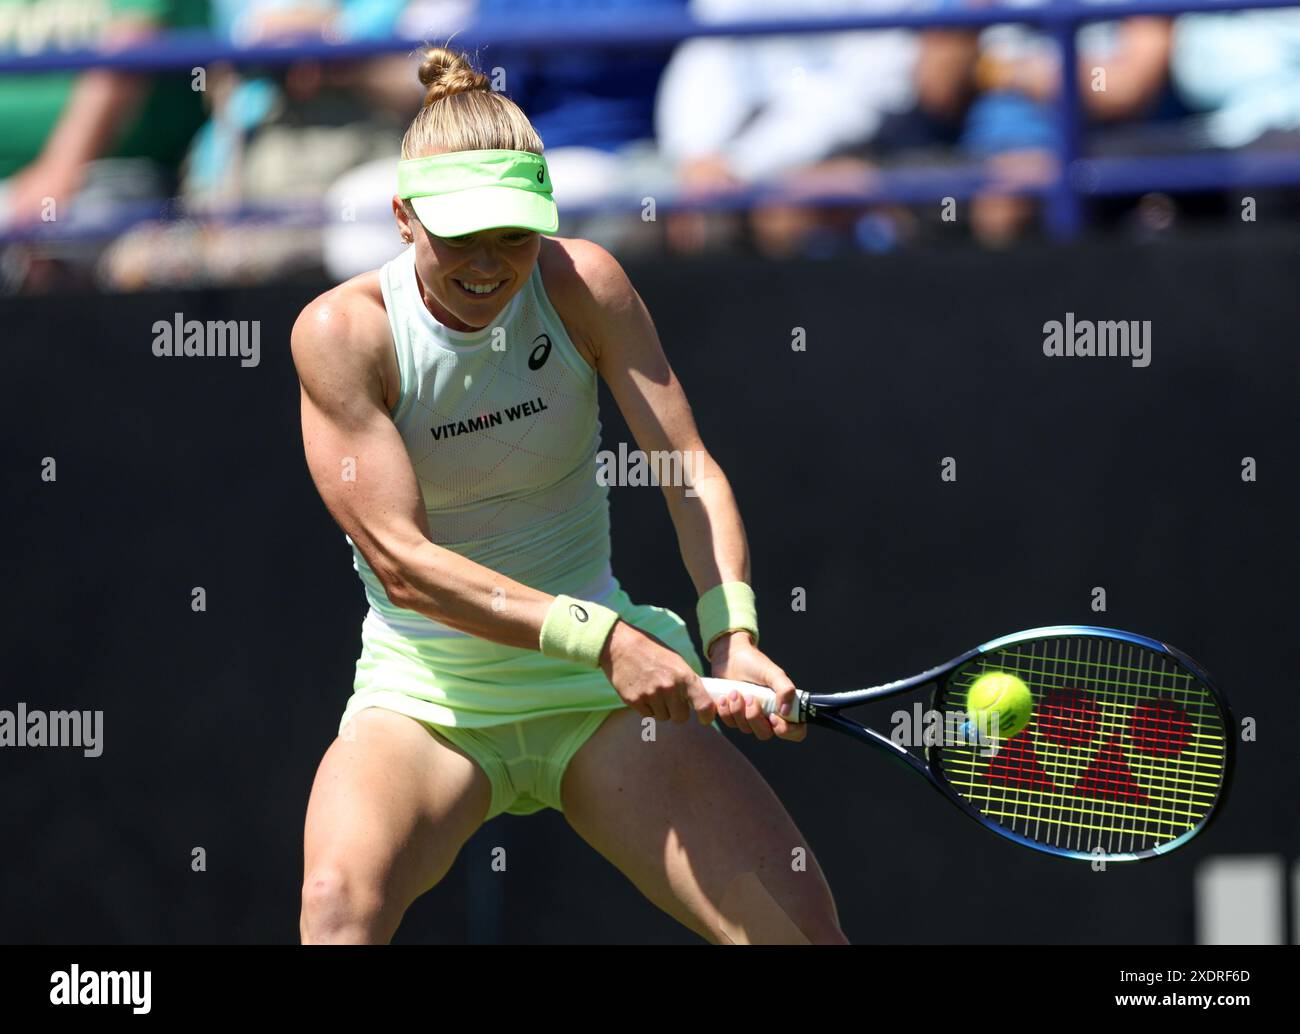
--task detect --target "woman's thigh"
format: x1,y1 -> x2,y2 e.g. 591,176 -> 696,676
560,708 -> 847,944
301,706 -> 493,943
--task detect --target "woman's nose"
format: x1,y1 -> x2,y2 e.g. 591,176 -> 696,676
464,244 -> 504,273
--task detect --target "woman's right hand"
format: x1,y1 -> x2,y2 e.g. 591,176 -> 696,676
600,621 -> 717,725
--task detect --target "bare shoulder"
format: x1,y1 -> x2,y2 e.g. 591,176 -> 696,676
291,270 -> 397,408
538,236 -> 642,366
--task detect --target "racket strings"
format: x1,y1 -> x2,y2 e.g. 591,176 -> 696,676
933,636 -> 1228,857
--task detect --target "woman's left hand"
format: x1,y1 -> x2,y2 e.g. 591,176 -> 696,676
708,632 -> 807,743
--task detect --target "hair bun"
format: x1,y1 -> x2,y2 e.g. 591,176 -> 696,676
418,46 -> 490,107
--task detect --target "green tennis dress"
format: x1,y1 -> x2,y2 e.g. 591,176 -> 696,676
338,245 -> 704,820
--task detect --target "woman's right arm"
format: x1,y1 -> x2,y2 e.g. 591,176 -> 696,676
290,287 -> 713,724
291,287 -> 556,649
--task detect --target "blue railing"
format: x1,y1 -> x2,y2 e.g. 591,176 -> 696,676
3,1 -> 1298,243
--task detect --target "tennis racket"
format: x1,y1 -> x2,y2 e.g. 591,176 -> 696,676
701,626 -> 1234,862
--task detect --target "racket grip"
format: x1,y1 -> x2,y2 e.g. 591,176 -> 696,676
700,677 -> 807,723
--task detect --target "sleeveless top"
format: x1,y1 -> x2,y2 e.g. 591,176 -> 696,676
347,245 -> 615,637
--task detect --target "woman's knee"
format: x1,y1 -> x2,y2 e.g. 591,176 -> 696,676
300,861 -> 393,944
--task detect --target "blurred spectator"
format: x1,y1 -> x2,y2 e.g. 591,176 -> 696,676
1171,8 -> 1300,149
0,0 -> 209,291
318,0 -> 470,280
655,0 -> 919,257
319,0 -> 685,281
101,0 -> 423,288
479,0 -> 685,256
918,0 -> 1172,246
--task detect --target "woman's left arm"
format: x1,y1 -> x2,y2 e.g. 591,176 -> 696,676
556,239 -> 805,742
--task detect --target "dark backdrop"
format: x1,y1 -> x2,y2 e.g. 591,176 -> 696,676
3,228 -> 1297,943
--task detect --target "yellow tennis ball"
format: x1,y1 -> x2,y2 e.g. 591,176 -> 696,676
965,672 -> 1033,740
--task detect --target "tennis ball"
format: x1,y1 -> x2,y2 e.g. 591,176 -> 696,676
965,671 -> 1033,740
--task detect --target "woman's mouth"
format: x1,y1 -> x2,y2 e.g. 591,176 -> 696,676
454,278 -> 506,298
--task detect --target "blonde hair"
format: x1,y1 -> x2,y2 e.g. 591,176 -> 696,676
401,46 -> 544,160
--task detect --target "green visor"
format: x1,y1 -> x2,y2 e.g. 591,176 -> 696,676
397,149 -> 558,237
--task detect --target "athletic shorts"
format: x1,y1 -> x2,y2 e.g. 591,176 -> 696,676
338,584 -> 707,822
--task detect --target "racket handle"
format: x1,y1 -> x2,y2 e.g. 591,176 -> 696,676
700,677 -> 807,723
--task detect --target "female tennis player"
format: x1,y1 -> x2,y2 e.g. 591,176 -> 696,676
291,46 -> 847,945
